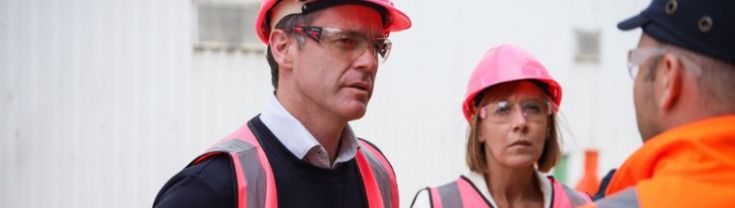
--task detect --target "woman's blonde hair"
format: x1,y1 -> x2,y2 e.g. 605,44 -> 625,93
465,81 -> 561,173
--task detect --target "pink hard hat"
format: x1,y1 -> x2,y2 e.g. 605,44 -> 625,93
461,44 -> 562,122
255,0 -> 412,44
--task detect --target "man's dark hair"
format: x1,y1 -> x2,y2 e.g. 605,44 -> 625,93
265,13 -> 320,93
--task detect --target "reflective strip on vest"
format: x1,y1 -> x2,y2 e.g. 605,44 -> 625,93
357,139 -> 399,208
191,123 -> 397,208
429,176 -> 592,208
428,186 -> 445,208
595,188 -> 639,208
191,123 -> 277,208
429,177 -> 489,208
432,182 -> 463,208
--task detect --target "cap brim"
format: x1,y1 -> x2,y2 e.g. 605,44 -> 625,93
617,14 -> 650,30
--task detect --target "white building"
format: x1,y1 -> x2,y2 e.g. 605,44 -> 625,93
0,0 -> 648,207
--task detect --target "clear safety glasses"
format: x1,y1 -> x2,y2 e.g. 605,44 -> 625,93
480,99 -> 554,123
293,25 -> 392,64
627,47 -> 702,80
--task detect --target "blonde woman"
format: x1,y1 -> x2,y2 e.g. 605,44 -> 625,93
412,45 -> 590,208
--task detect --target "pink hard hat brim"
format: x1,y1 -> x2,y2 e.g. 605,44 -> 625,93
255,0 -> 412,44
460,45 -> 563,122
461,78 -> 562,122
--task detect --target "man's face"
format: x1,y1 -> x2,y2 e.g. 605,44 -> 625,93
632,34 -> 662,141
288,5 -> 384,122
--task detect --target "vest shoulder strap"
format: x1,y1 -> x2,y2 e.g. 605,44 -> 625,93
548,176 -> 592,207
356,138 -> 399,208
189,122 -> 278,208
428,176 -> 492,208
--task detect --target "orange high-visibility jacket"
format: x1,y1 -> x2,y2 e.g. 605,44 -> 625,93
590,115 -> 735,208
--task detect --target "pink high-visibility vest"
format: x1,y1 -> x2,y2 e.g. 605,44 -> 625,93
428,176 -> 591,208
190,123 -> 399,208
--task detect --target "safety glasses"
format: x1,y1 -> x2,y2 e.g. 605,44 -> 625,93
627,47 -> 702,80
480,99 -> 554,123
293,25 -> 392,63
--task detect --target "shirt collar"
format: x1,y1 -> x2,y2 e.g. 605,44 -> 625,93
260,95 -> 359,168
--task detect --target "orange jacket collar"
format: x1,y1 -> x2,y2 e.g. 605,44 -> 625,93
606,115 -> 735,207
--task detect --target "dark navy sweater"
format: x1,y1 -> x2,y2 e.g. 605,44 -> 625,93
153,116 -> 368,208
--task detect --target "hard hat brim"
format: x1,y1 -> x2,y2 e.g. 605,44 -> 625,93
256,0 -> 412,44
365,0 -> 412,33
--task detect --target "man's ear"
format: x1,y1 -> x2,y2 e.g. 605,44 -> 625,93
269,29 -> 293,71
656,54 -> 683,113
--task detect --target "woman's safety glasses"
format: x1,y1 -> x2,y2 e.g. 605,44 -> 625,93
480,99 -> 554,123
293,25 -> 392,63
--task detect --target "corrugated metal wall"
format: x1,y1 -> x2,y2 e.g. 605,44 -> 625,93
1,0 -> 648,207
0,0 -> 273,207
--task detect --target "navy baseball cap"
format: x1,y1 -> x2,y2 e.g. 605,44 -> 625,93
618,0 -> 735,64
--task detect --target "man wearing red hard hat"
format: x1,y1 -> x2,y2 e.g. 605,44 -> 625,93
154,0 -> 411,207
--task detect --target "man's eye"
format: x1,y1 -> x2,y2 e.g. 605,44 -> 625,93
333,36 -> 359,49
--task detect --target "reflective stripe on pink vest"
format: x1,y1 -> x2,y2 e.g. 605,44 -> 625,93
428,176 -> 591,208
189,123 -> 399,208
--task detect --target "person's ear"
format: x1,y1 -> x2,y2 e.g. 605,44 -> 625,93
656,54 -> 683,113
269,29 -> 294,71
472,113 -> 486,143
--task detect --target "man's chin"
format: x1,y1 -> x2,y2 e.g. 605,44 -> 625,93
339,102 -> 369,121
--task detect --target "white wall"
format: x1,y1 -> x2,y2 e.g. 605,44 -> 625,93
1,0 -> 650,207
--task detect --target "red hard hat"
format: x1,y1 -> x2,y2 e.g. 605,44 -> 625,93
255,0 -> 412,44
461,45 -> 563,122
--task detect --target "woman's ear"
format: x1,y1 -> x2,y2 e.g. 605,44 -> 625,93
472,113 -> 485,143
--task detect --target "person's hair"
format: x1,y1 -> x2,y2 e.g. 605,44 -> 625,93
696,54 -> 735,105
265,12 -> 320,93
646,38 -> 735,105
465,81 -> 562,174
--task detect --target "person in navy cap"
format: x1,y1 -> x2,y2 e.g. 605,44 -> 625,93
585,0 -> 735,207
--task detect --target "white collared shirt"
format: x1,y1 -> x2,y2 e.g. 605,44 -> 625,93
412,170 -> 552,208
260,95 -> 359,169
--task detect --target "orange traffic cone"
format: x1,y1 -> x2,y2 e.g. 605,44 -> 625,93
575,149 -> 600,195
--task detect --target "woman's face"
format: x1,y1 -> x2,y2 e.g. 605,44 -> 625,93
477,81 -> 551,169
